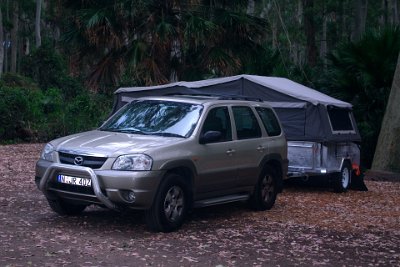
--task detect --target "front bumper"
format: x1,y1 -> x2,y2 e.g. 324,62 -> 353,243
36,159 -> 164,210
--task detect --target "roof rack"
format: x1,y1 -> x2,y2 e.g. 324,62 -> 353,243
164,93 -> 264,102
217,95 -> 264,102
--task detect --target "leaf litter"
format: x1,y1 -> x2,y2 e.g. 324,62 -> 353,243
0,144 -> 399,266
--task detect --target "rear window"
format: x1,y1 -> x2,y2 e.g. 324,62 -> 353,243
255,107 -> 282,136
327,107 -> 355,133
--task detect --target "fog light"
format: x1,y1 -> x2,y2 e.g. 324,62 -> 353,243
320,168 -> 327,174
121,190 -> 136,203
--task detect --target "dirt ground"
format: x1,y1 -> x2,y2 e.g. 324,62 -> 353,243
0,144 -> 399,267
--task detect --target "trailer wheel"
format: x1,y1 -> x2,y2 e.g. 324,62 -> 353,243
334,161 -> 352,193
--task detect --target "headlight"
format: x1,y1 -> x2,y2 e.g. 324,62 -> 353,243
40,143 -> 55,162
112,154 -> 153,171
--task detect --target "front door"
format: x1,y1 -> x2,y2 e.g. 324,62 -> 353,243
195,106 -> 237,197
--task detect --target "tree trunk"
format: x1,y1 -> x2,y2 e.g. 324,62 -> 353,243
271,15 -> 278,50
381,0 -> 389,26
302,0 -> 317,67
341,0 -> 348,40
296,0 -> 303,64
10,1 -> 18,73
297,0 -> 303,23
0,5 -> 4,77
247,0 -> 255,15
169,39 -> 180,82
320,4 -> 327,69
24,37 -> 30,55
372,53 -> 400,173
353,0 -> 361,40
353,0 -> 368,40
4,0 -> 9,72
35,0 -> 42,48
390,0 -> 399,24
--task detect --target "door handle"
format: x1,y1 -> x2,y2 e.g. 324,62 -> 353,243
257,146 -> 264,152
226,149 -> 236,156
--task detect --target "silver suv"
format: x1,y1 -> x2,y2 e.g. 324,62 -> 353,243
35,95 -> 288,232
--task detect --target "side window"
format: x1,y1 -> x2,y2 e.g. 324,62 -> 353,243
201,107 -> 232,142
256,107 -> 282,136
232,106 -> 262,140
327,107 -> 355,133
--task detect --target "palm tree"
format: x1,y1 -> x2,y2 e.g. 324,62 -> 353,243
62,0 -> 269,91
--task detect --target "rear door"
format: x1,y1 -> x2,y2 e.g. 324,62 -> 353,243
232,105 -> 267,189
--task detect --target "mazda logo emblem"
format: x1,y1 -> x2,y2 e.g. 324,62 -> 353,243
74,156 -> 84,166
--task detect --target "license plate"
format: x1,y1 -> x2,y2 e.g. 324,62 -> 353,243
57,174 -> 92,187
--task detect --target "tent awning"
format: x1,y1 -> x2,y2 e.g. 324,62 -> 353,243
116,75 -> 352,108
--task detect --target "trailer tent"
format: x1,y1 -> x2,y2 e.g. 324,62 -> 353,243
113,75 -> 361,143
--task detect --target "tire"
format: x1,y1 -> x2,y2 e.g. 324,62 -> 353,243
334,161 -> 352,193
145,173 -> 188,232
47,198 -> 87,215
251,166 -> 278,211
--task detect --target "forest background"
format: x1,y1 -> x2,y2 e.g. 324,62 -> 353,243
0,0 -> 399,169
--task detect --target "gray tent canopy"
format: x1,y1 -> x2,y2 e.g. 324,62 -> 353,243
113,75 -> 361,142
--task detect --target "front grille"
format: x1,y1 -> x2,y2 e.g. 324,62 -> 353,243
59,152 -> 107,169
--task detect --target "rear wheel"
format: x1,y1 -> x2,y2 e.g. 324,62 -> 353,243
47,198 -> 87,215
334,161 -> 352,193
145,173 -> 188,232
251,166 -> 278,211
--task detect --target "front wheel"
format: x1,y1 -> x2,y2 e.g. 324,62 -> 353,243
47,198 -> 87,215
251,166 -> 278,211
145,173 -> 189,232
334,161 -> 352,193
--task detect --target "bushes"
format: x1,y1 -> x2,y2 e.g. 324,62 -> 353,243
62,93 -> 112,135
0,86 -> 34,141
0,44 -> 112,143
0,83 -> 112,143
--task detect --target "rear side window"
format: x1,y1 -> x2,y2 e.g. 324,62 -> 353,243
232,106 -> 262,139
327,107 -> 355,133
256,107 -> 282,136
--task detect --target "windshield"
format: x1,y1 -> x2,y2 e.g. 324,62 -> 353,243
100,100 -> 203,138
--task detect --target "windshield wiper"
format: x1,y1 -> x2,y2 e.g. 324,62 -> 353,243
99,128 -> 120,132
152,132 -> 185,138
101,128 -> 184,138
101,128 -> 149,135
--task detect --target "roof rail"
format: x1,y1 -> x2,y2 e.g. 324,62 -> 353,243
217,95 -> 264,102
164,93 -> 264,102
165,93 -> 218,98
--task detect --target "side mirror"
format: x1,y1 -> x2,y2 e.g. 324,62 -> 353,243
199,131 -> 222,144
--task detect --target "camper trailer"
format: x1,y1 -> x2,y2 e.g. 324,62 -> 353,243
113,75 -> 363,192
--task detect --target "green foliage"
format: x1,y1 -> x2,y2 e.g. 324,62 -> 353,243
0,80 -> 112,143
0,86 -> 33,141
3,0 -> 399,171
63,93 -> 112,134
0,40 -> 113,143
241,45 -> 280,76
0,73 -> 38,89
21,43 -> 65,89
62,0 -> 269,89
21,43 -> 83,99
319,27 -> 400,168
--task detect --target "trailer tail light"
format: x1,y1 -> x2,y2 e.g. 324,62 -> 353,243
352,163 -> 361,176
